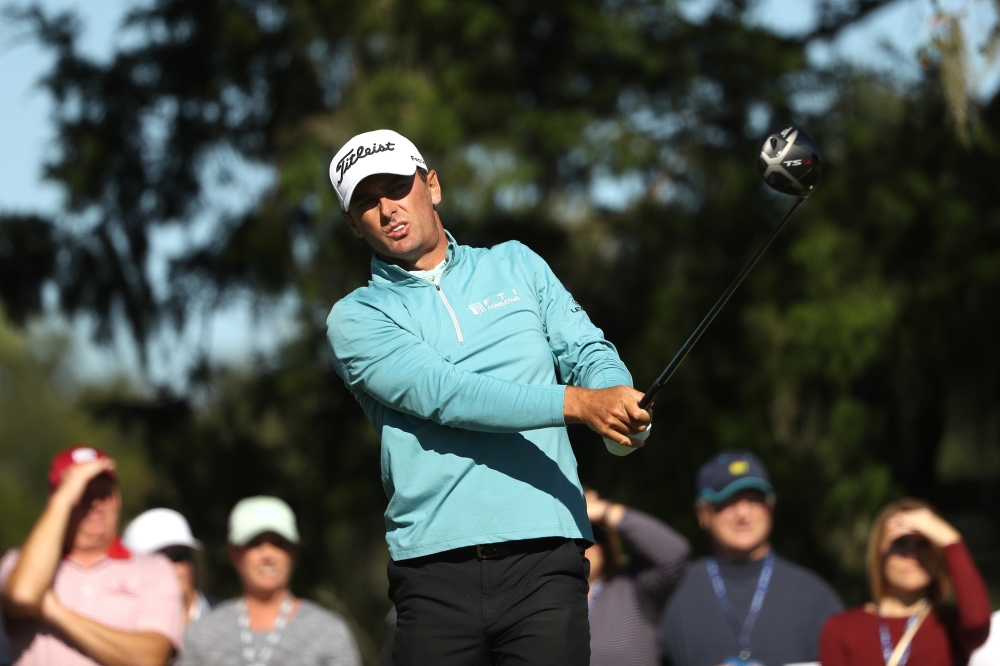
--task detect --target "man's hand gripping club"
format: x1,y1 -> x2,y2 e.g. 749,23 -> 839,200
564,386 -> 652,452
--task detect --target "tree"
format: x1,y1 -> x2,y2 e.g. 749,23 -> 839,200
0,308 -> 155,551
3,0 -> 1000,651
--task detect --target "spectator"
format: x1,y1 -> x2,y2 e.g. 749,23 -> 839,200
820,498 -> 991,666
178,496 -> 361,666
0,445 -> 184,666
584,489 -> 689,666
969,611 -> 1000,666
377,608 -> 396,666
658,450 -> 843,666
123,508 -> 216,625
0,612 -> 9,666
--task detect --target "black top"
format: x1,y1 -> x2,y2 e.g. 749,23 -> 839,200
658,553 -> 843,666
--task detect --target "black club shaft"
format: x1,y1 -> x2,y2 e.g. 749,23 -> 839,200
638,198 -> 804,410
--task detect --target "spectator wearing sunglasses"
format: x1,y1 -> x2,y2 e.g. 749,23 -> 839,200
820,498 -> 991,666
124,509 -> 217,625
0,446 -> 184,666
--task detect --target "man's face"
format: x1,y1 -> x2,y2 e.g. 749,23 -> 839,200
229,532 -> 297,597
67,475 -> 120,551
340,170 -> 445,270
696,489 -> 773,557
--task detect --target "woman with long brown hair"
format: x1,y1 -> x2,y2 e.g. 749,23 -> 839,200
820,498 -> 991,666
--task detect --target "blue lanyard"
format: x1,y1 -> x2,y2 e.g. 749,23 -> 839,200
705,551 -> 775,661
588,579 -> 604,617
878,602 -> 926,666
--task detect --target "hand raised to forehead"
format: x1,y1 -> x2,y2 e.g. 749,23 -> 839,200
884,508 -> 961,550
585,490 -> 608,523
52,459 -> 116,506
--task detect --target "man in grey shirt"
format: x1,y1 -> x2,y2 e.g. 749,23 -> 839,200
658,452 -> 842,666
178,497 -> 360,666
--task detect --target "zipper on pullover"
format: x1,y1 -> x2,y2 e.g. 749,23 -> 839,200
394,259 -> 465,344
434,283 -> 465,343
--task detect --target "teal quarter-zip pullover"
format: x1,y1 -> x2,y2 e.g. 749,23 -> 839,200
327,234 -> 633,560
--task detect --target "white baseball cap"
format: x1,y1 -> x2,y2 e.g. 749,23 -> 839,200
123,508 -> 201,553
228,496 -> 300,546
329,129 -> 428,211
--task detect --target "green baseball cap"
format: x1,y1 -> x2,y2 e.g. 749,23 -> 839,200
228,496 -> 300,546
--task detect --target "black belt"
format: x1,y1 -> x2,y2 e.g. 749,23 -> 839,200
467,537 -> 571,560
392,537 -> 588,566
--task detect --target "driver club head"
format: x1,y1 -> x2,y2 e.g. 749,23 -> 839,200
758,126 -> 822,198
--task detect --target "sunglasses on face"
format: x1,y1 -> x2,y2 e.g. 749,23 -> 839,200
885,534 -> 932,558
160,547 -> 194,563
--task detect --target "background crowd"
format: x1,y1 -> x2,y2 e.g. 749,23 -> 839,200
1,445 -> 996,665
3,0 -> 1000,663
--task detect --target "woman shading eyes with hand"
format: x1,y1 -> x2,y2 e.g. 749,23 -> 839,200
819,498 -> 991,666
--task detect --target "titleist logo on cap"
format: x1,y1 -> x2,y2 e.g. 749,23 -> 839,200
336,141 -> 396,185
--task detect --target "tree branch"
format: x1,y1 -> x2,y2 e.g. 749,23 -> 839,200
804,0 -> 903,41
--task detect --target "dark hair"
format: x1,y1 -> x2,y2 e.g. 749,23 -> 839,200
592,524 -> 626,580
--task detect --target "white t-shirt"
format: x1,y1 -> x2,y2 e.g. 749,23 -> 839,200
406,258 -> 447,285
969,610 -> 1000,666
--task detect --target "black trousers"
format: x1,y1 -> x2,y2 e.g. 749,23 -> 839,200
388,537 -> 591,666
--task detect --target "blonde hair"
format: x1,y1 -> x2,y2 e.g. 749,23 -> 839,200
866,498 -> 952,606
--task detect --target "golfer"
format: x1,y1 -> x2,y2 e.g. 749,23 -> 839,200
326,129 -> 651,666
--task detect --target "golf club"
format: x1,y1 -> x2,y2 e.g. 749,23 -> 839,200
637,126 -> 822,410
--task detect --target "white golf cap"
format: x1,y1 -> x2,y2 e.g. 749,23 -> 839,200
329,129 -> 428,211
123,508 -> 201,553
228,496 -> 300,546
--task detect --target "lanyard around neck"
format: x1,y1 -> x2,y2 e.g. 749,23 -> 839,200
238,594 -> 293,666
705,551 -> 775,661
878,601 -> 928,666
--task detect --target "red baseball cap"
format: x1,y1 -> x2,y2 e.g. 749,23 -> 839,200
48,445 -> 117,493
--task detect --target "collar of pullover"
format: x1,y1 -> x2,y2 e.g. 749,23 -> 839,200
712,553 -> 769,580
370,230 -> 459,285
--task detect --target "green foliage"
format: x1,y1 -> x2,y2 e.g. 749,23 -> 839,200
0,310 -> 155,550
3,0 -> 1000,654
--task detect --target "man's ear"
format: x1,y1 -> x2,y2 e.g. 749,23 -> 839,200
227,544 -> 242,569
426,170 -> 442,206
341,210 -> 364,238
695,502 -> 713,531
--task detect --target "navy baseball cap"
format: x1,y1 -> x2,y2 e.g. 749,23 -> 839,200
696,450 -> 774,504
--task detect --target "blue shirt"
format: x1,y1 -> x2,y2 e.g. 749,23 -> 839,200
327,234 -> 633,559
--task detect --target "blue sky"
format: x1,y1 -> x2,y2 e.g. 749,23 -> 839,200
0,0 -> 997,387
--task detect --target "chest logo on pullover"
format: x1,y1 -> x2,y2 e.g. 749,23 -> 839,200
468,289 -> 519,315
